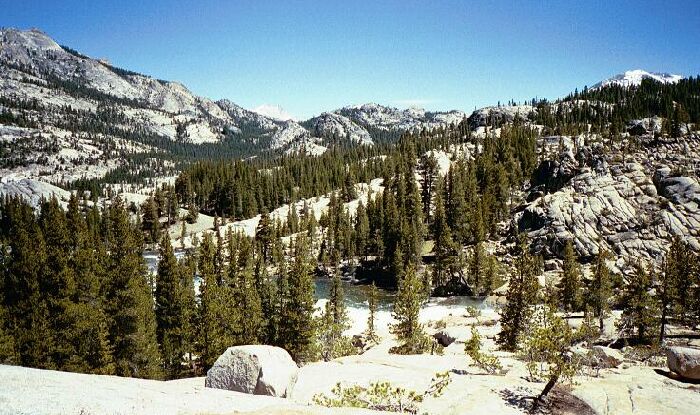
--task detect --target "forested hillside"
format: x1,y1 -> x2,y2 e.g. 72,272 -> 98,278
2,25 -> 700,415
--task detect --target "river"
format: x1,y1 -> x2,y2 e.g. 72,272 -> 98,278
144,250 -> 490,335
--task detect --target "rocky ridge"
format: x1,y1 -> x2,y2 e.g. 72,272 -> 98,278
518,135 -> 700,266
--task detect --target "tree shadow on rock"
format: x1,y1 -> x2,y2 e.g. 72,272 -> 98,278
499,386 -> 596,415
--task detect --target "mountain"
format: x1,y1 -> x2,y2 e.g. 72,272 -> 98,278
0,28 -> 468,166
303,103 -> 468,145
337,103 -> 466,131
0,27 -> 298,146
252,104 -> 296,121
593,69 -> 683,89
1,27 -> 695,204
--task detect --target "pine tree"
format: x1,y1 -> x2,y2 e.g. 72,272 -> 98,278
404,170 -> 425,263
497,239 -> 540,351
390,263 -> 428,354
39,197 -> 78,368
64,194 -> 114,374
278,234 -> 316,363
180,220 -> 187,248
587,250 -> 613,334
354,201 -> 370,260
4,200 -> 54,368
0,256 -> 16,364
155,234 -> 187,378
618,261 -> 658,342
0,307 -> 16,364
274,261 -> 290,348
186,193 -> 199,224
255,254 -> 276,344
420,154 -> 439,221
392,245 -> 406,282
179,250 -> 197,375
197,233 -> 229,369
256,209 -> 273,262
660,237 -> 691,342
235,256 -> 263,345
365,283 -> 379,343
445,163 -> 470,244
319,270 -> 351,361
521,306 -> 579,409
141,196 -> 161,244
557,240 -> 582,313
664,236 -> 696,326
482,254 -> 500,296
104,198 -> 162,378
469,242 -> 492,296
432,179 -> 457,290
341,170 -> 358,202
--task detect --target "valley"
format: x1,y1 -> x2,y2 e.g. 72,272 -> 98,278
1,25 -> 700,415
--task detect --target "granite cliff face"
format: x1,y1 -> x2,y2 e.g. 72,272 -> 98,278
517,135 -> 700,266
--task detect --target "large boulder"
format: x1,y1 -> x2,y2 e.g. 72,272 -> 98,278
433,330 -> 457,347
590,346 -> 624,368
433,326 -> 473,347
205,345 -> 298,397
666,346 -> 700,380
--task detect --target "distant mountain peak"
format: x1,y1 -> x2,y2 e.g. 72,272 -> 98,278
252,104 -> 296,122
593,69 -> 683,89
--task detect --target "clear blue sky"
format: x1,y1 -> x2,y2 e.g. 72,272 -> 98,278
4,0 -> 700,119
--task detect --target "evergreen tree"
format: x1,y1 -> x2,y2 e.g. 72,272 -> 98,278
141,196 -> 160,244
341,169 -> 358,202
390,263 -> 428,354
235,256 -> 263,345
64,195 -> 114,374
256,209 -> 273,263
255,254 -> 277,344
155,234 -> 188,378
618,261 -> 658,342
521,306 -> 579,409
664,236 -> 696,326
186,198 -> 199,224
0,306 -> 16,364
587,250 -> 613,334
469,242 -> 492,296
319,271 -> 351,361
104,198 -> 162,379
557,240 -> 582,313
432,179 -> 458,290
420,154 -> 439,221
445,163 -> 470,244
4,200 -> 54,368
197,233 -> 230,369
354,201 -> 370,260
278,235 -> 316,363
365,282 -> 379,343
39,197 -> 77,368
179,250 -> 197,375
482,254 -> 500,296
497,239 -> 540,351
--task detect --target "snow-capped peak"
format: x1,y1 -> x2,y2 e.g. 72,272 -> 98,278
594,69 -> 683,89
252,104 -> 296,122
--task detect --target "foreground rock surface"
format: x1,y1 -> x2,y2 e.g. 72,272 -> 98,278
3,303 -> 700,415
205,345 -> 298,397
0,364 -> 380,415
573,365 -> 699,415
667,346 -> 700,380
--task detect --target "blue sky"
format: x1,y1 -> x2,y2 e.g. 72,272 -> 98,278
4,0 -> 700,119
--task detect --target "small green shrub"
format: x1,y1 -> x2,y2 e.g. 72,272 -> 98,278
465,306 -> 482,319
313,372 -> 451,414
464,327 -> 504,375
